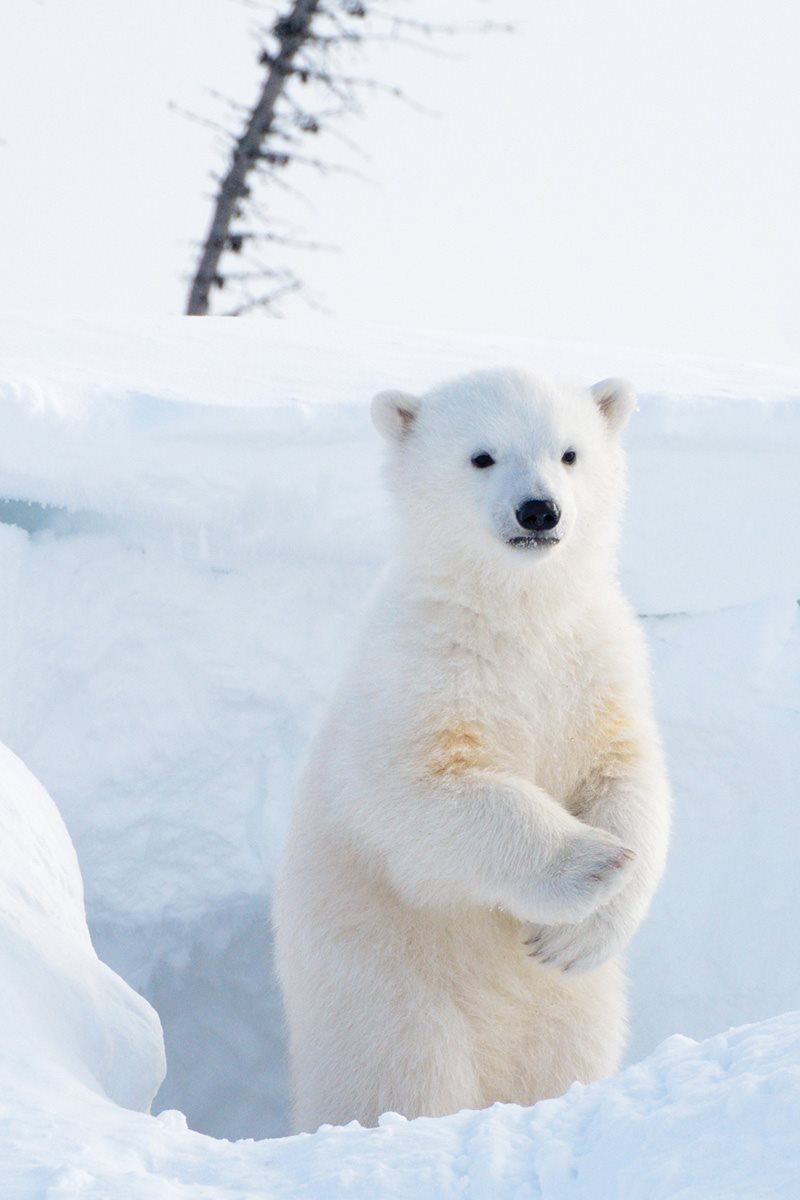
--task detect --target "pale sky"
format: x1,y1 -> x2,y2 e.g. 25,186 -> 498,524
1,0 -> 798,367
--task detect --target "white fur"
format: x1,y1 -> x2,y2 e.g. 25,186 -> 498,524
274,368 -> 671,1132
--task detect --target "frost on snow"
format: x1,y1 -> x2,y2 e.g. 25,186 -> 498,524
0,317 -> 798,1195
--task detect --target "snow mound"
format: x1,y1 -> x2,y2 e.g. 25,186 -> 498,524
3,1013 -> 798,1198
0,741 -> 165,1112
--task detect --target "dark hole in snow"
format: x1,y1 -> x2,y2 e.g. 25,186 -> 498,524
0,498 -> 110,538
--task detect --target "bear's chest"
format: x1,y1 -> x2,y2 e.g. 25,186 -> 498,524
489,639 -> 597,795
433,625 -> 602,800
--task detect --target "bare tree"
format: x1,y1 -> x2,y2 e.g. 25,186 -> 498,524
185,1 -> 508,316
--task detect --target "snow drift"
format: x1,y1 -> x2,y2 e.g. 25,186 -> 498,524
0,741 -> 164,1113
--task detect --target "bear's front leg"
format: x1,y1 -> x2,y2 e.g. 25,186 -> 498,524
525,715 -> 671,973
339,748 -> 638,927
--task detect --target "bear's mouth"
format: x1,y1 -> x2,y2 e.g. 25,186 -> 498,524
507,535 -> 561,550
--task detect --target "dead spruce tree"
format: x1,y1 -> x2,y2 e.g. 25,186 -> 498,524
185,1 -> 507,316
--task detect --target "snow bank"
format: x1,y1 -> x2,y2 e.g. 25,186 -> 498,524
3,1012 -> 799,1198
0,741 -> 164,1112
0,315 -> 798,1138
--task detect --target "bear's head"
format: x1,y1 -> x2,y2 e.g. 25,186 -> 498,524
371,369 -> 635,587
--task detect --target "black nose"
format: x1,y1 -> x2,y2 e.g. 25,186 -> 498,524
515,498 -> 561,532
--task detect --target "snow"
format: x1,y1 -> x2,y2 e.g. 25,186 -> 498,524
0,314 -> 798,1192
0,741 -> 164,1114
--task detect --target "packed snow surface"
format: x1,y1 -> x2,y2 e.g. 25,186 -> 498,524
0,316 -> 798,1166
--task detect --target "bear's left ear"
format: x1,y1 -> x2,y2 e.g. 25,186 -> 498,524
371,390 -> 420,442
590,378 -> 636,433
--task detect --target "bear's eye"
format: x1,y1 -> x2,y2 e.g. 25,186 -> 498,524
561,449 -> 577,465
471,452 -> 495,469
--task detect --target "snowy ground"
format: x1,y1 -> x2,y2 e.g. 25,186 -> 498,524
5,1004 -> 799,1198
0,316 -> 798,1192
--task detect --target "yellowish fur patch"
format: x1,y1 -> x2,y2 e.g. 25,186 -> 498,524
427,721 -> 490,777
592,695 -> 640,776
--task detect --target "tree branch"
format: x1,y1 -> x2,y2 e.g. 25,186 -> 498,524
185,0 -> 511,317
186,0 -> 322,315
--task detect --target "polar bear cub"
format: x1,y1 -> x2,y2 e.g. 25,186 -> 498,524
274,368 -> 671,1133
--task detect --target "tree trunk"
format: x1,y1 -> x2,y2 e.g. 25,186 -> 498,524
186,0 -> 320,316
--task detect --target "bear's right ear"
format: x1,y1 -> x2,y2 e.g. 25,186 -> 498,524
371,390 -> 420,442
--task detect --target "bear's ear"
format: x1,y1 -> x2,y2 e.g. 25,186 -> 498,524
589,378 -> 636,433
371,390 -> 420,442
